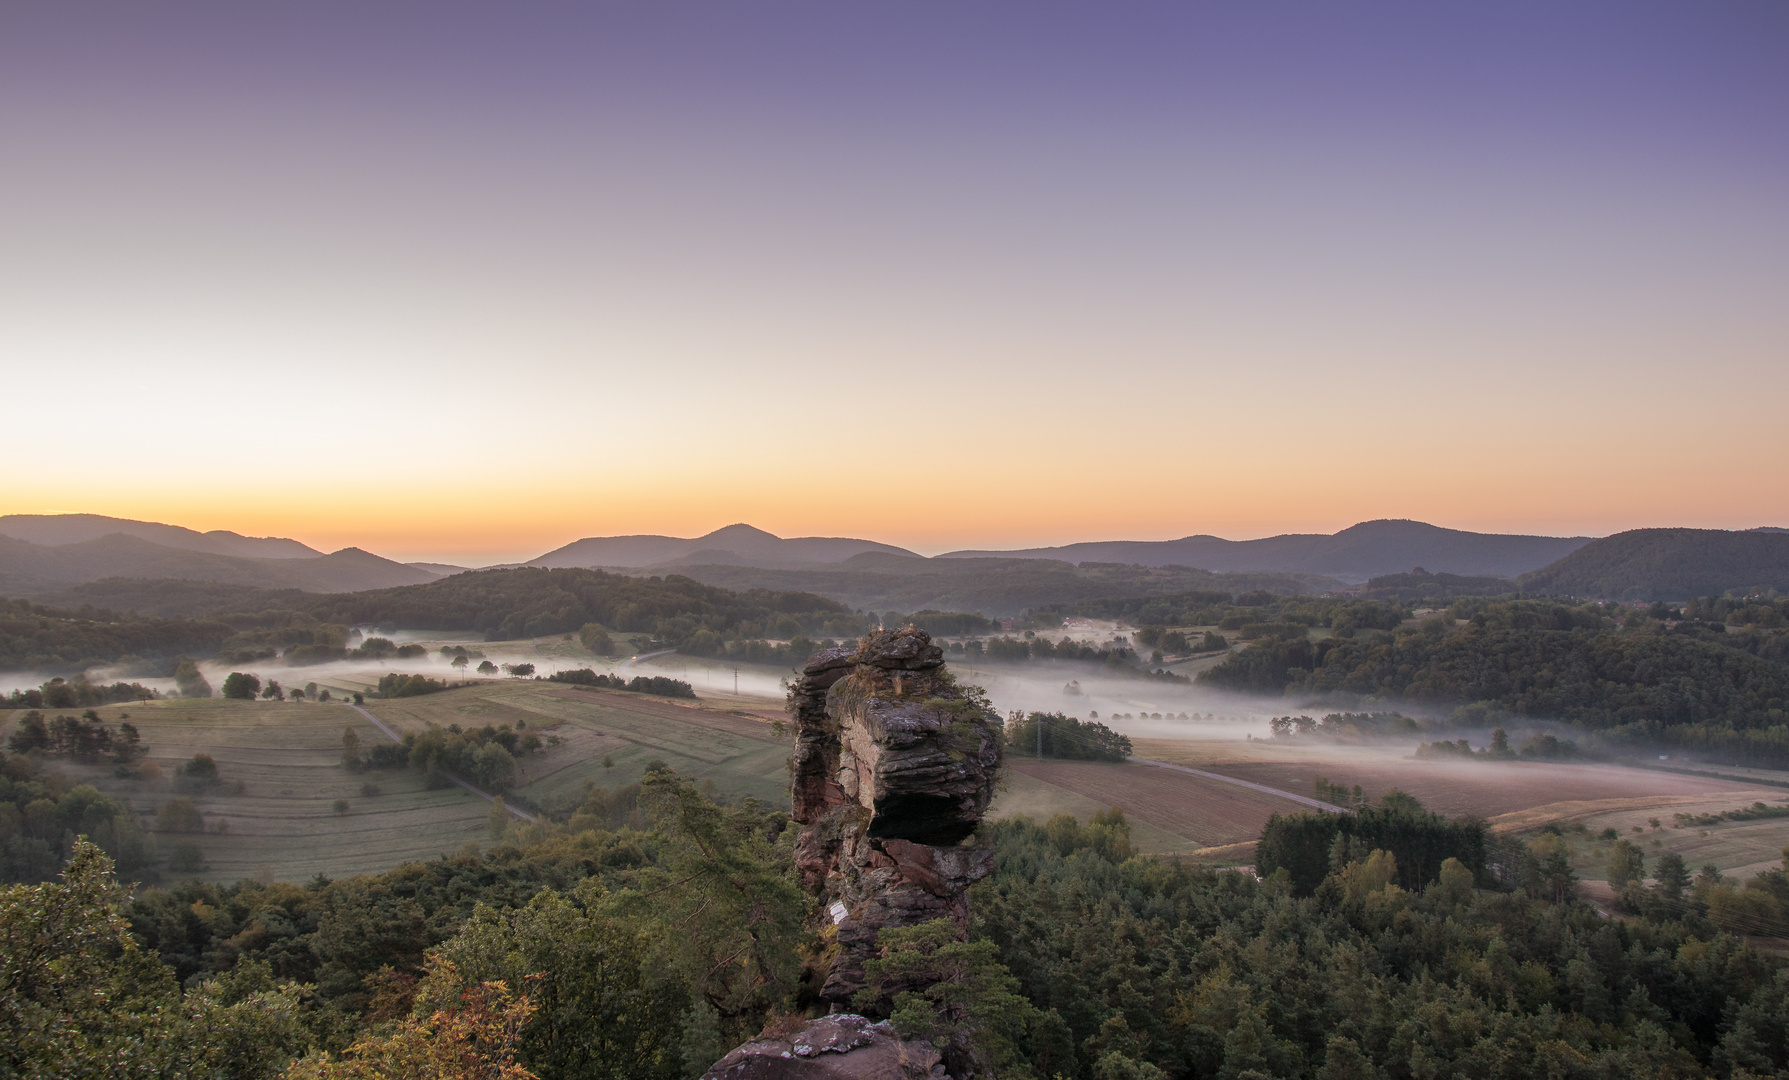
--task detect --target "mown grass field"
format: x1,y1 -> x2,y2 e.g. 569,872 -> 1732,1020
3,678 -> 800,883
363,682 -> 794,814
27,698 -> 494,882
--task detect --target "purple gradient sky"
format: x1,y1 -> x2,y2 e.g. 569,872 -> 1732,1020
2,2 -> 1785,562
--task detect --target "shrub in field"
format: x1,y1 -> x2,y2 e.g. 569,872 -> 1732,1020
156,797 -> 205,833
222,672 -> 262,700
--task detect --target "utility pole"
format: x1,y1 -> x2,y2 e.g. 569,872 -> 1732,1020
733,667 -> 739,696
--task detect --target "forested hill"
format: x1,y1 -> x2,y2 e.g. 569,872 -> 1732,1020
1517,527 -> 1789,600
0,597 -> 234,673
297,567 -> 858,642
1200,596 -> 1789,761
626,556 -> 1339,616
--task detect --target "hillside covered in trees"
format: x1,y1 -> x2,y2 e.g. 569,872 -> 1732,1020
1201,596 -> 1789,762
617,555 -> 1340,617
0,597 -> 234,675
3,569 -> 868,669
1517,527 -> 1789,600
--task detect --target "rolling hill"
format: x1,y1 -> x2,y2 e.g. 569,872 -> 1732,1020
938,519 -> 1590,582
528,523 -> 919,569
0,533 -> 438,595
1517,528 -> 1789,600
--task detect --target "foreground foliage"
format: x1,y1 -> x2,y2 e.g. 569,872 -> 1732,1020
12,767 -> 1789,1079
975,811 -> 1789,1080
0,841 -> 307,1079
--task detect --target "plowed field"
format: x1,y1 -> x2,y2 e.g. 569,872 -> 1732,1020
1192,758 -> 1768,820
1004,759 -> 1300,849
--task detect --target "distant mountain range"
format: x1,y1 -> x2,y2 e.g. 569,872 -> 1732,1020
0,528 -> 440,596
939,519 -> 1592,583
528,523 -> 918,569
0,513 -> 321,559
5,514 -> 1786,608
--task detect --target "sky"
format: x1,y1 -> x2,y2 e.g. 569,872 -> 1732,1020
2,1 -> 1785,564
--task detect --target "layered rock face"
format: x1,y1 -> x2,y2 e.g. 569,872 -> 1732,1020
786,628 -> 1003,1007
701,1014 -> 946,1080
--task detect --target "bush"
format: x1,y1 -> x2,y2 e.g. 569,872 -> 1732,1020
579,624 -> 616,655
179,753 -> 219,786
155,797 -> 204,833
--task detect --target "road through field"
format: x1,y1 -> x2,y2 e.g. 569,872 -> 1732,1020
349,703 -> 537,822
1133,758 -> 1345,813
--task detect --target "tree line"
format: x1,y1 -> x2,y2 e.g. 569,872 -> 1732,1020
1199,596 -> 1789,763
545,669 -> 696,698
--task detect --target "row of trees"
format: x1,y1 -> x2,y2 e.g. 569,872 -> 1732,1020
1002,712 -> 1132,762
6,675 -> 159,709
5,709 -> 145,764
544,669 -> 696,698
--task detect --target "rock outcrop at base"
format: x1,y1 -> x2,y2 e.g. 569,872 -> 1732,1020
700,1014 -> 946,1080
785,627 -> 1004,1006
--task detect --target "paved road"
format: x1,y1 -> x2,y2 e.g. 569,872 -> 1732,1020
1132,758 -> 1346,813
347,703 -> 538,822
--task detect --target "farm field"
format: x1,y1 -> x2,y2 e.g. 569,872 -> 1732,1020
0,675 -> 804,884
999,758 -> 1300,855
12,698 -> 494,882
363,682 -> 793,814
1130,735 -> 1789,881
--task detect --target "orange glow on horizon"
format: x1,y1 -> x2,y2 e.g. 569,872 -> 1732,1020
8,439 -> 1782,564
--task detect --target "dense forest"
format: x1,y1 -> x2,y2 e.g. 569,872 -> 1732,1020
1200,596 -> 1789,763
10,773 -> 1789,1079
0,596 -> 234,675
1358,568 -> 1517,602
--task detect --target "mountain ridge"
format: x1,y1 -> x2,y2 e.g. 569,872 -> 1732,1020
936,518 -> 1593,582
0,532 -> 437,595
0,513 -> 319,559
528,523 -> 920,569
